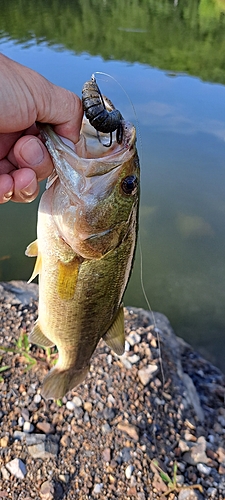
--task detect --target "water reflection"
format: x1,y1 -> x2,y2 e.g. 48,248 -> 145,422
0,0 -> 225,372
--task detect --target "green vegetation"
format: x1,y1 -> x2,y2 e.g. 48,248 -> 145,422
152,460 -> 204,496
0,329 -> 37,372
0,359 -> 10,382
0,0 -> 225,84
0,329 -> 58,376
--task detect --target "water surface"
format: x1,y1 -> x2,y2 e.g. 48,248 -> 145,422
1,0 -> 225,371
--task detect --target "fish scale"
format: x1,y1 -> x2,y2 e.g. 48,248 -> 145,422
26,81 -> 139,400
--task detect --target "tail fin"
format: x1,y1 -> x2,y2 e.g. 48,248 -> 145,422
41,364 -> 89,400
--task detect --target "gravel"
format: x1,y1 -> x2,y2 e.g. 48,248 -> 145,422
0,281 -> 225,499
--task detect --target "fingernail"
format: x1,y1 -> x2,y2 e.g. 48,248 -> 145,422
20,139 -> 44,166
21,177 -> 37,197
3,191 -> 13,202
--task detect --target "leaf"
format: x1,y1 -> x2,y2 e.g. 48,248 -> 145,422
22,352 -> 37,365
23,334 -> 30,352
0,346 -> 16,353
16,334 -> 23,350
0,365 -> 10,373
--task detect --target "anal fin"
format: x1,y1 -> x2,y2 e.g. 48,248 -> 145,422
29,321 -> 54,348
103,305 -> 125,356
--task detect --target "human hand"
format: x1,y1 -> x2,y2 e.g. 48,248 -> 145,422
0,54 -> 83,203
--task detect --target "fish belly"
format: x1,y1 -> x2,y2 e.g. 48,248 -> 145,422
29,189 -> 136,399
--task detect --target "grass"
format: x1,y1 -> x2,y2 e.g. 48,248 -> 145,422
0,329 -> 63,404
0,328 -> 58,379
0,358 -> 10,382
152,460 -> 203,497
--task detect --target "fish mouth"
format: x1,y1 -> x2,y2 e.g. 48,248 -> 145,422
41,117 -> 136,173
40,119 -> 137,203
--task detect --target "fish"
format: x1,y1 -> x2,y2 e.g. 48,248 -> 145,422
26,81 -> 140,400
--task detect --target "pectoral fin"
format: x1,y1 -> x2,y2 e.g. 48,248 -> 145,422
103,305 -> 125,356
57,257 -> 80,300
25,239 -> 38,257
26,240 -> 41,283
29,321 -> 55,347
27,254 -> 42,283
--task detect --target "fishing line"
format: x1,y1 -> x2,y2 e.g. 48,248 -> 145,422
94,71 -> 164,386
93,71 -> 143,164
138,237 -> 165,390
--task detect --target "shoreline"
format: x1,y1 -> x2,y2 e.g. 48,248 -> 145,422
0,281 -> 224,499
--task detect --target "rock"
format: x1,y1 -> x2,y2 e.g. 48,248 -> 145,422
33,394 -> 42,404
101,423 -> 111,434
217,446 -> 225,464
127,487 -> 137,496
197,463 -> 211,475
137,494 -> 146,500
93,483 -> 103,494
218,415 -> 225,427
27,442 -> 46,458
178,439 -> 190,453
102,447 -> 111,462
27,435 -> 58,458
218,464 -> 225,474
54,482 -> 64,500
21,409 -> 30,421
126,332 -> 141,346
178,489 -> 203,500
106,354 -> 113,364
66,401 -> 76,410
6,458 -> 26,479
138,364 -> 158,385
0,435 -> 9,447
117,421 -> 139,441
184,431 -> 197,442
152,471 -> 168,493
1,280 -> 38,305
107,394 -> 115,405
23,421 -> 34,433
182,373 -> 204,422
58,473 -> 70,484
40,480 -> 54,500
83,401 -> 92,413
60,434 -> 71,447
121,358 -> 132,369
183,436 -> 208,465
125,464 -> 134,479
72,396 -> 83,407
25,433 -> 46,445
103,407 -> 115,421
120,447 -> 131,462
13,430 -> 27,440
128,354 -> 140,364
207,487 -> 218,498
18,416 -> 24,427
36,421 -> 55,434
1,466 -> 10,480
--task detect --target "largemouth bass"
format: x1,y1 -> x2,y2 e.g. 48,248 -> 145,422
26,81 -> 140,400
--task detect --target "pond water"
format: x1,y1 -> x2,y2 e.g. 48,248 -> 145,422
0,0 -> 225,371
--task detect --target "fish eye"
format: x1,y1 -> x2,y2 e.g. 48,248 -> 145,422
121,175 -> 138,195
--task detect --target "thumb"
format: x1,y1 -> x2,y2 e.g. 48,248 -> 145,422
35,81 -> 84,144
